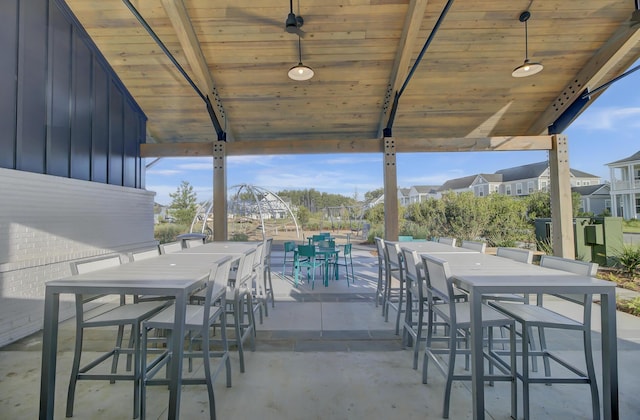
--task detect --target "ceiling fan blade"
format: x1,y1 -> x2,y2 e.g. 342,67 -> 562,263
226,7 -> 282,28
285,25 -> 306,38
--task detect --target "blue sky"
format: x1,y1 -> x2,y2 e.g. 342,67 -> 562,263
146,64 -> 640,206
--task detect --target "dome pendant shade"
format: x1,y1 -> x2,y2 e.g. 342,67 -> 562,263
288,35 -> 314,81
512,11 -> 543,78
288,63 -> 314,81
512,59 -> 544,77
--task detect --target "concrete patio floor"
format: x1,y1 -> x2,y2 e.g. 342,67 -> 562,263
1,242 -> 640,419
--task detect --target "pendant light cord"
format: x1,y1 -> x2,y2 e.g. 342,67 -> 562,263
524,19 -> 529,61
298,36 -> 303,64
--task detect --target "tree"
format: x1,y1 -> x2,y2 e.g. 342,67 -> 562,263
364,187 -> 384,203
363,202 -> 385,225
525,191 -> 551,220
169,180 -> 198,226
296,205 -> 310,227
525,191 -> 582,220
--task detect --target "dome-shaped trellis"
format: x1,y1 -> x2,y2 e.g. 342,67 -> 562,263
190,184 -> 300,241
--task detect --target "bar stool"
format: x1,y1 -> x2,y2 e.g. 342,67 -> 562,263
141,257 -> 233,420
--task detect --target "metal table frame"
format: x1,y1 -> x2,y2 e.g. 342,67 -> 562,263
435,252 -> 618,420
39,253 -> 231,419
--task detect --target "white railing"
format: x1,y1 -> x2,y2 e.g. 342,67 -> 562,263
611,179 -> 640,191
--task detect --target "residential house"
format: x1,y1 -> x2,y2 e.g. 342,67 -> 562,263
437,174 -> 477,194
494,161 -> 600,197
367,188 -> 411,208
408,185 -> 439,203
572,184 -> 611,216
607,150 -> 640,219
471,174 -> 502,197
398,188 -> 411,206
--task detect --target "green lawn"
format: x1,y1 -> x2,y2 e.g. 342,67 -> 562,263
623,220 -> 640,233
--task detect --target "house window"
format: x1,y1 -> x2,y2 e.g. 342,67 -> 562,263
576,181 -> 581,186
635,168 -> 640,180
605,199 -> 611,212
478,190 -> 484,197
636,198 -> 640,214
540,181 -> 548,192
516,183 -> 522,195
527,181 -> 534,193
493,185 -> 499,193
506,185 -> 512,195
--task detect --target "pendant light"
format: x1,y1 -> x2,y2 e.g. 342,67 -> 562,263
288,36 -> 314,81
512,11 -> 543,78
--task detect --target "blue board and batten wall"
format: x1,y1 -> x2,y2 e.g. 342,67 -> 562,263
0,0 -> 146,188
0,0 -> 157,347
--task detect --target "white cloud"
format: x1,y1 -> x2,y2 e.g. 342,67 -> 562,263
146,169 -> 182,176
228,155 -> 285,167
401,174 -> 453,186
572,106 -> 640,130
324,156 -> 381,165
178,162 -> 214,171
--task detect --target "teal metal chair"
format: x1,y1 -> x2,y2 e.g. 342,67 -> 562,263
294,245 -> 322,289
334,243 -> 354,286
310,234 -> 325,245
282,241 -> 297,276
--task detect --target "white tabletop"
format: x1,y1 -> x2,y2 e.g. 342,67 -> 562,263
46,253 -> 231,291
179,241 -> 259,255
395,241 -> 478,254
429,252 -> 614,293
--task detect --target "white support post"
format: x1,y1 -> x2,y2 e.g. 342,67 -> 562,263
213,142 -> 227,241
383,137 -> 399,241
548,134 -> 575,258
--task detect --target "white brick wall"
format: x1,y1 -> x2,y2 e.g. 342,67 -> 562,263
0,168 -> 157,346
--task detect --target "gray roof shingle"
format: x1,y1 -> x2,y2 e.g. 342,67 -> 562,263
607,150 -> 640,165
438,174 -> 477,191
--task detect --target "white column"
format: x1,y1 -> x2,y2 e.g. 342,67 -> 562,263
548,134 -> 575,258
213,142 -> 227,241
383,137 -> 399,241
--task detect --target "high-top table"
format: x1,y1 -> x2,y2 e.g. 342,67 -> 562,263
180,241 -> 259,255
394,240 -> 478,254
39,253 -> 233,420
430,252 -> 618,420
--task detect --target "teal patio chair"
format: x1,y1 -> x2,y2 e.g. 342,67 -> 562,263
310,234 -> 325,245
282,241 -> 297,276
294,245 -> 323,289
334,243 -> 354,286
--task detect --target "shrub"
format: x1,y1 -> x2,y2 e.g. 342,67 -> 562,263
399,221 -> 431,240
536,237 -> 553,255
230,233 -> 249,241
154,223 -> 189,244
366,226 -> 384,244
618,297 -> 640,317
615,245 -> 640,276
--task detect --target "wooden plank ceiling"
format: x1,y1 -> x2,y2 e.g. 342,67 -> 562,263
65,0 -> 640,156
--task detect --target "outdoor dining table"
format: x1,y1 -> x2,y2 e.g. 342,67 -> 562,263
292,245 -> 340,287
394,240 -> 479,254
180,241 -> 259,255
316,246 -> 340,287
426,252 -> 619,420
38,252 -> 233,420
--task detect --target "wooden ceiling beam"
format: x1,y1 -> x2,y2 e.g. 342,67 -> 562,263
377,0 -> 429,137
160,0 -> 234,140
140,135 -> 552,157
529,15 -> 640,135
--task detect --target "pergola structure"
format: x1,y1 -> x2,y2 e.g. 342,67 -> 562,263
65,0 -> 640,256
